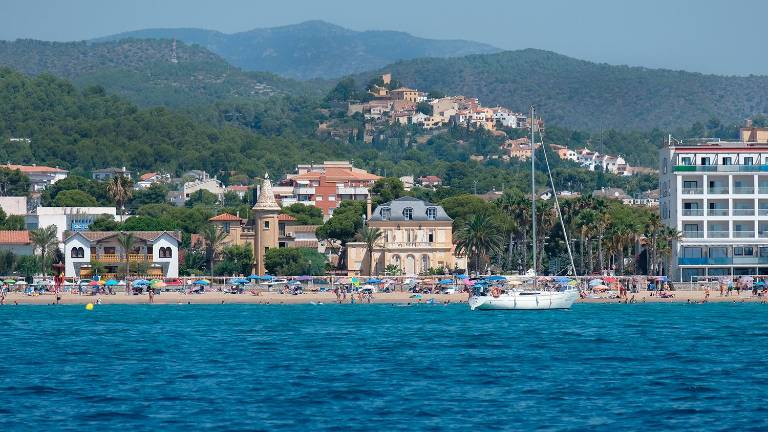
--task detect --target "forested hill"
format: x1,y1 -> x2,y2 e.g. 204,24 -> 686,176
0,39 -> 322,107
352,49 -> 768,130
95,20 -> 501,79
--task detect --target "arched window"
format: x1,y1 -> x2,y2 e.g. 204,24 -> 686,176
426,207 -> 437,220
380,207 -> 391,220
402,207 -> 413,220
70,247 -> 84,258
159,247 -> 173,258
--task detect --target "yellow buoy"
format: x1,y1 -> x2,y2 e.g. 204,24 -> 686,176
85,303 -> 94,311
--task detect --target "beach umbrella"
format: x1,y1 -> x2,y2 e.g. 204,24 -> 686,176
567,280 -> 580,286
366,278 -> 382,284
151,281 -> 167,289
604,276 -> 617,283
132,279 -> 150,287
438,278 -> 454,285
289,280 -> 302,286
463,279 -> 475,286
295,275 -> 313,281
14,280 -> 27,285
260,275 -> 274,281
485,275 -> 506,281
589,279 -> 604,286
455,273 -> 469,279
362,284 -> 375,290
593,284 -> 609,290
230,278 -> 249,285
88,280 -> 100,286
193,279 -> 210,285
247,274 -> 260,280
105,279 -> 119,286
755,280 -> 765,287
3,279 -> 15,284
555,276 -> 572,284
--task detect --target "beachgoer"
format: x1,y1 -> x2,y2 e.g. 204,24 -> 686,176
148,288 -> 155,304
719,281 -> 725,296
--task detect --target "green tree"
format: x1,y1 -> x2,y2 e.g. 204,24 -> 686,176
29,225 -> 58,277
264,247 -> 326,276
199,223 -> 228,277
15,255 -> 38,279
0,168 -> 30,196
416,101 -> 433,115
53,190 -> 99,207
214,244 -> 253,276
315,200 -> 365,269
186,190 -> 219,208
356,226 -> 383,276
89,215 -> 120,231
454,213 -> 503,273
107,175 -> 133,216
116,232 -> 136,280
371,177 -> 405,204
120,216 -> 178,231
281,203 -> 323,225
42,175 -> 110,206
129,183 -> 169,208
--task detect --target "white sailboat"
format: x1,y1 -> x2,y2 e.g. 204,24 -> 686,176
469,106 -> 579,311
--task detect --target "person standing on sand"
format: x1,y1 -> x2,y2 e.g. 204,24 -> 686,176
148,288 -> 155,304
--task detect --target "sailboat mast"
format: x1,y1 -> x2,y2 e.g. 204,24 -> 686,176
530,105 -> 537,289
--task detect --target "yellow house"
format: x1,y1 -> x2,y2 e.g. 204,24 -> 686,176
346,197 -> 466,276
389,87 -> 420,103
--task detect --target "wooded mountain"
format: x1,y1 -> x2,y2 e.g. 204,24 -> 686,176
352,49 -> 768,130
0,39 -> 321,107
95,20 -> 501,80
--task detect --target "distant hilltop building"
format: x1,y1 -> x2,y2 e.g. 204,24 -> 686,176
0,164 -> 68,192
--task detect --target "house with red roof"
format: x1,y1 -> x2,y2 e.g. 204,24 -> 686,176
1,164 -> 68,192
0,230 -> 33,255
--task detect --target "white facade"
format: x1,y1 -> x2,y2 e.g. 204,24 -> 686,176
0,196 -> 27,215
26,207 -> 118,242
659,141 -> 768,281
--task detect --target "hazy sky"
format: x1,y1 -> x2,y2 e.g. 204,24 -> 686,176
2,0 -> 765,76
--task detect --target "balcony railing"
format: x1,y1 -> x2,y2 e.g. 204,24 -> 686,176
683,230 -> 704,238
707,230 -> 729,238
708,187 -> 729,194
336,186 -> 369,195
759,209 -> 768,216
295,187 -> 316,195
759,231 -> 768,238
733,187 -> 755,194
675,165 -> 768,173
682,188 -> 703,195
94,254 -> 152,263
733,231 -> 755,238
708,209 -> 729,216
678,257 -> 733,265
759,187 -> 768,194
682,209 -> 704,216
732,209 -> 755,216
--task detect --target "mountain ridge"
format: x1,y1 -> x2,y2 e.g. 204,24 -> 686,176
94,20 -> 502,79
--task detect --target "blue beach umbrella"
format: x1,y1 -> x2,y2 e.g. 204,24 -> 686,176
194,279 -> 210,286
485,275 -> 506,282
438,278 -> 454,285
555,276 -> 571,283
105,279 -> 120,286
260,275 -> 274,281
366,278 -> 382,284
230,278 -> 249,285
456,274 -> 469,279
132,279 -> 150,287
247,274 -> 259,280
589,279 -> 604,286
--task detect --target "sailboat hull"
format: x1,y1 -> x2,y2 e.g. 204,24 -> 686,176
469,290 -> 579,311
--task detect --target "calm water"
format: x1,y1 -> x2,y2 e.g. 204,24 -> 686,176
0,303 -> 767,431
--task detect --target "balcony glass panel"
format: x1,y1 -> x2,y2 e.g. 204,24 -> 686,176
732,209 -> 755,216
683,231 -> 704,238
733,187 -> 755,194
682,209 -> 704,216
707,231 -> 729,238
708,187 -> 729,194
733,231 -> 755,238
708,209 -> 729,216
682,188 -> 703,195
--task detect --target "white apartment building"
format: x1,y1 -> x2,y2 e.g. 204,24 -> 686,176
659,139 -> 768,281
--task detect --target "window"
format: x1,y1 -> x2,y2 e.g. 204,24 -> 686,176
680,156 -> 692,166
316,195 -> 323,201
264,247 -> 269,254
159,247 -> 173,258
722,157 -> 732,165
223,222 -> 230,233
734,247 -> 753,256
760,247 -> 768,257
426,207 -> 437,220
328,195 -> 336,201
70,247 -> 84,258
402,207 -> 413,220
263,221 -> 270,230
745,157 -> 754,165
683,180 -> 698,189
701,157 -> 711,165
682,247 -> 702,258
104,247 -> 116,255
380,207 -> 391,220
684,224 -> 699,232
709,247 -> 728,258
428,232 -> 434,243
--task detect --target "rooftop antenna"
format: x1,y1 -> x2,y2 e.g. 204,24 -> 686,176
171,38 -> 178,64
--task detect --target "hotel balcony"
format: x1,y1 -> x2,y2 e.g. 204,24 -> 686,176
708,186 -> 729,194
678,257 -> 733,265
733,231 -> 755,238
707,231 -> 729,238
733,187 -> 756,194
336,186 -> 369,195
682,209 -> 704,216
94,254 -> 152,263
683,230 -> 704,238
674,165 -> 768,173
682,187 -> 704,195
732,209 -> 755,216
295,187 -> 316,195
708,209 -> 729,216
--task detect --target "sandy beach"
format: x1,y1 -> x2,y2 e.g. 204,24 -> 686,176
2,290 -> 766,305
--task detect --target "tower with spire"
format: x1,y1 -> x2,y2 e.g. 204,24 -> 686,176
251,173 -> 280,275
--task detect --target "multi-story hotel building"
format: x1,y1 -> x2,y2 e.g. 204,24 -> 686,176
659,133 -> 768,281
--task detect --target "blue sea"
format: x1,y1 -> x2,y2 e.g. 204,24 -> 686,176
1,303 -> 767,431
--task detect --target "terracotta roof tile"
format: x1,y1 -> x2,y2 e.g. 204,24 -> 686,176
1,164 -> 67,173
70,231 -> 181,243
209,213 -> 242,222
278,214 -> 296,222
139,172 -> 157,181
290,225 -> 318,233
0,230 -> 30,244
292,240 -> 319,248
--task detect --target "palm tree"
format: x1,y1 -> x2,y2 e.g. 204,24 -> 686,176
656,227 -> 682,277
107,174 -> 133,217
29,225 -> 59,277
200,224 -> 229,276
116,232 -> 136,280
356,226 -> 383,276
454,213 -> 503,274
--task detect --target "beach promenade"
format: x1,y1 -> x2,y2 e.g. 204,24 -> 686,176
3,290 -> 766,305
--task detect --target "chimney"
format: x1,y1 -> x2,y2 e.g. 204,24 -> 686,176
366,194 -> 372,220
746,119 -> 753,128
